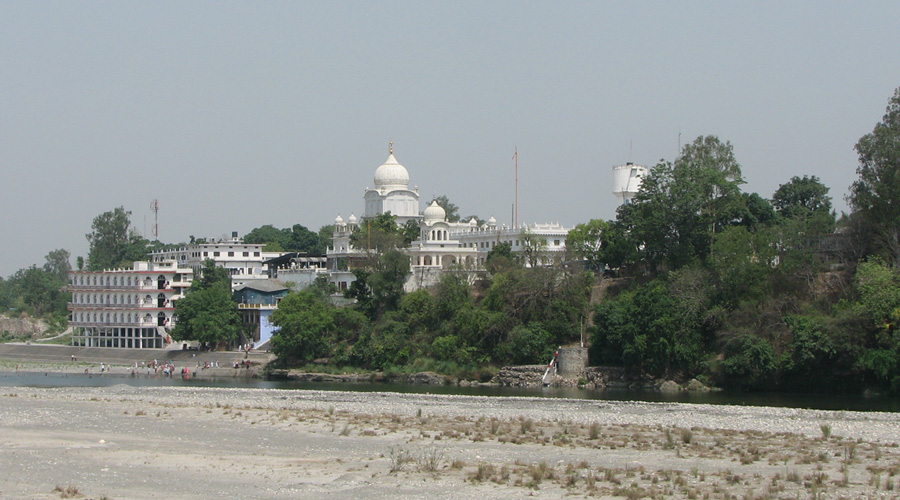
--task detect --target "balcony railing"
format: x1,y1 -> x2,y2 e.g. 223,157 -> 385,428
68,302 -> 174,310
69,319 -> 163,327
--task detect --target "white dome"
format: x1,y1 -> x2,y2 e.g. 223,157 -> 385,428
348,214 -> 358,224
487,216 -> 497,225
334,214 -> 344,224
374,153 -> 410,189
423,200 -> 446,222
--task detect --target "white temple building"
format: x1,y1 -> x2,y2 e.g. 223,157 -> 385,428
329,145 -> 572,291
363,145 -> 422,225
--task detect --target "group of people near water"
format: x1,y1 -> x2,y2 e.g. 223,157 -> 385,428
74,357 -> 253,378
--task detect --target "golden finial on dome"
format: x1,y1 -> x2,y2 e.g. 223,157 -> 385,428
389,141 -> 393,154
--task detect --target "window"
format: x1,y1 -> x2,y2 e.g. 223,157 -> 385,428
254,252 -> 260,257
228,252 -> 234,257
554,240 -> 561,246
213,252 -> 220,257
243,252 -> 249,257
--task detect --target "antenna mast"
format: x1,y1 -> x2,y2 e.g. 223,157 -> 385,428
150,199 -> 159,241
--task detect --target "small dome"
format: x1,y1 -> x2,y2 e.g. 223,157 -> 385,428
468,217 -> 478,225
423,200 -> 446,222
374,153 -> 410,189
334,214 -> 344,224
348,213 -> 358,224
487,216 -> 497,226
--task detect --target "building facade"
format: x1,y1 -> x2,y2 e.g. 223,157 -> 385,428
330,146 -> 572,291
233,280 -> 289,348
149,232 -> 269,288
68,261 -> 192,348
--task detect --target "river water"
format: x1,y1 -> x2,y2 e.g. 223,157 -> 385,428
1,370 -> 897,412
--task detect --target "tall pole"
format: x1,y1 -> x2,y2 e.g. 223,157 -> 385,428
513,147 -> 518,229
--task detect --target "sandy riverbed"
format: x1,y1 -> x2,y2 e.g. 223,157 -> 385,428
2,384 -> 900,499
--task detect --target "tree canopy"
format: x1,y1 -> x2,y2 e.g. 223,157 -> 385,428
85,207 -> 149,270
171,260 -> 240,346
849,87 -> 900,265
772,175 -> 833,221
611,136 -> 748,273
244,223 -> 327,254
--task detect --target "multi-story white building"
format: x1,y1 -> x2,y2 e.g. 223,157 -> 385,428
149,232 -> 269,288
68,261 -> 193,348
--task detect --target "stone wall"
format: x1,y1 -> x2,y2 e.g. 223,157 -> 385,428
556,346 -> 587,377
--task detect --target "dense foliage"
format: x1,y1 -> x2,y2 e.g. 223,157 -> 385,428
85,207 -> 152,270
243,223 -> 330,254
171,260 -> 241,347
574,87 -> 900,394
271,252 -> 593,376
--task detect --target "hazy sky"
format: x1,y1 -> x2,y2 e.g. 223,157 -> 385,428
2,2 -> 899,277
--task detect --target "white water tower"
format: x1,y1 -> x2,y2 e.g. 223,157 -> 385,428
612,162 -> 648,206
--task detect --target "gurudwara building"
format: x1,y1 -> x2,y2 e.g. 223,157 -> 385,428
328,145 -> 571,291
68,260 -> 193,348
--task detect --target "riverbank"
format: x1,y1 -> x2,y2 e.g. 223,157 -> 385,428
2,385 -> 899,499
0,343 -> 274,379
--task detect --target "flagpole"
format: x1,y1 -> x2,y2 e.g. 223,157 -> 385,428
513,147 -> 518,229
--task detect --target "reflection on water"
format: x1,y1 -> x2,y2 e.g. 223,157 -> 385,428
0,371 -> 897,413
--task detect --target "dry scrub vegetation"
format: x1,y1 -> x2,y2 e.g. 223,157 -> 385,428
183,400 -> 900,499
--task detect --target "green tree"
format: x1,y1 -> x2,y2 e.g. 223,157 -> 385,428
15,265 -> 66,316
736,192 -> 777,230
710,225 -> 776,302
43,249 -> 71,283
485,241 -> 516,273
495,323 -> 556,365
719,334 -> 778,390
367,249 -> 410,315
171,260 -> 240,346
398,289 -> 438,333
192,259 -> 232,293
402,219 -> 420,245
783,315 -> 835,381
434,272 -> 472,321
617,136 -> 747,273
244,223 -> 325,254
855,259 -> 900,328
772,175 -> 833,222
270,290 -> 336,363
590,277 -> 707,377
566,219 -> 609,271
350,212 -> 407,255
85,207 -> 149,270
850,87 -> 900,265
344,269 -> 375,318
243,224 -> 283,249
520,229 -> 549,267
318,224 -> 335,250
